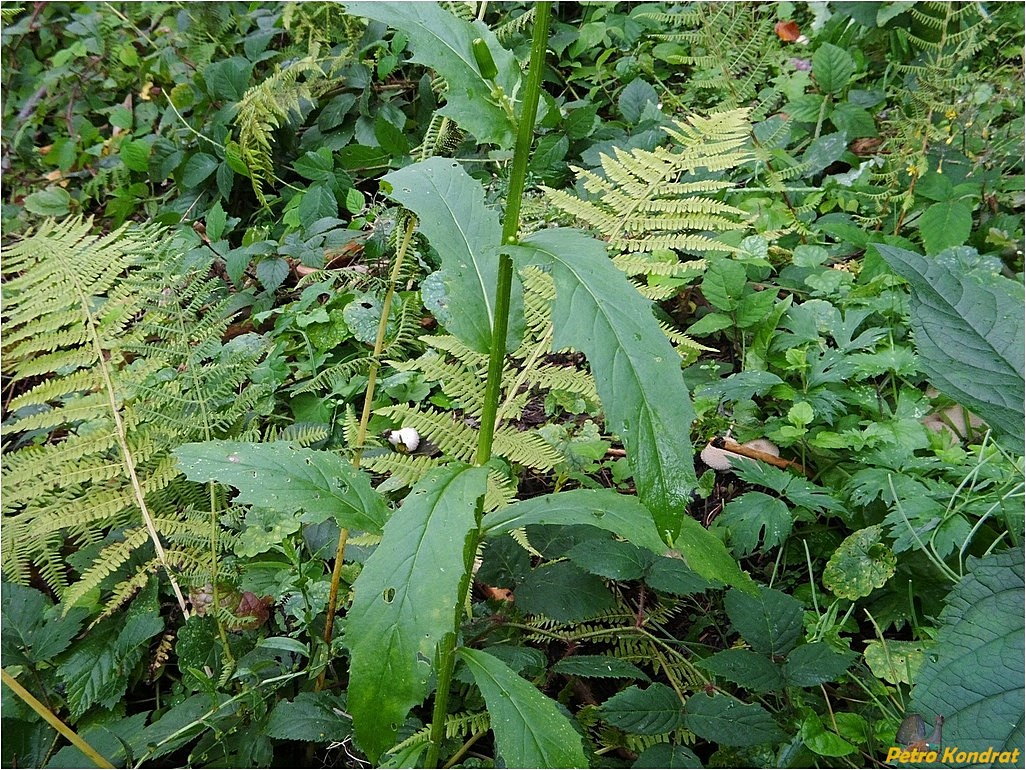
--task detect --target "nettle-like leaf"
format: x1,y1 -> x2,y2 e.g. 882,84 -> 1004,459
724,585 -> 803,657
174,441 -> 388,533
697,649 -> 785,693
344,2 -> 518,148
344,464 -> 487,763
874,244 -> 1025,451
265,692 -> 353,743
458,647 -> 588,768
509,229 -> 698,543
601,683 -> 686,735
684,692 -> 785,747
383,157 -> 524,354
58,579 -> 164,718
909,549 -> 1024,757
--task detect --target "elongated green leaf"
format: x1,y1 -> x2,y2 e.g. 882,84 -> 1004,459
345,2 -> 517,148
874,244 -> 1025,450
345,465 -> 487,763
483,489 -> 667,554
509,229 -> 697,542
909,549 -> 1024,758
383,157 -> 524,353
553,655 -> 650,681
458,647 -> 588,768
174,441 -> 388,533
483,488 -> 755,592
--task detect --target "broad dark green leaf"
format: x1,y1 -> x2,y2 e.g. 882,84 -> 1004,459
619,78 -> 659,123
484,488 -> 754,592
47,713 -> 147,769
724,585 -> 803,657
180,152 -> 219,187
59,581 -> 163,718
517,561 -> 615,622
459,647 -> 588,768
567,538 -> 654,580
874,244 -> 1025,449
783,642 -> 856,687
256,257 -> 289,293
601,683 -> 685,735
813,43 -> 855,94
553,655 -> 650,681
136,693 -> 235,761
510,229 -> 697,543
22,187 -> 71,217
265,692 -> 352,742
909,550 -> 1024,758
345,465 -> 487,763
297,184 -> 339,229
685,692 -> 785,746
633,743 -> 702,768
701,259 -> 747,312
644,557 -> 721,596
174,441 -> 388,533
383,157 -> 524,353
698,649 -> 785,693
345,2 -> 517,147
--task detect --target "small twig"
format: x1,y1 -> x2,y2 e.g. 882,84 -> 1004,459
712,436 -> 809,476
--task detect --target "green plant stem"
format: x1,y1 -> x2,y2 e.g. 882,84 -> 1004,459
427,7 -> 551,767
475,0 -> 552,466
2,669 -> 115,769
316,217 -> 418,693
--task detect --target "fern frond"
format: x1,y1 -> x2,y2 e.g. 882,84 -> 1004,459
544,110 -> 754,258
234,56 -> 329,206
291,355 -> 375,395
2,220 -> 269,616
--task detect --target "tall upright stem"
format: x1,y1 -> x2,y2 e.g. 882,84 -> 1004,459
474,1 -> 552,466
426,6 -> 552,768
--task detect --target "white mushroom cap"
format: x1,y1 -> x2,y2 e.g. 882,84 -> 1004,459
388,427 -> 421,452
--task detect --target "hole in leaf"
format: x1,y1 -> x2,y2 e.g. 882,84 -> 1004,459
382,587 -> 396,603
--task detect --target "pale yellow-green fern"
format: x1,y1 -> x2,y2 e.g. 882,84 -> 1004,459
1,219 -> 270,616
